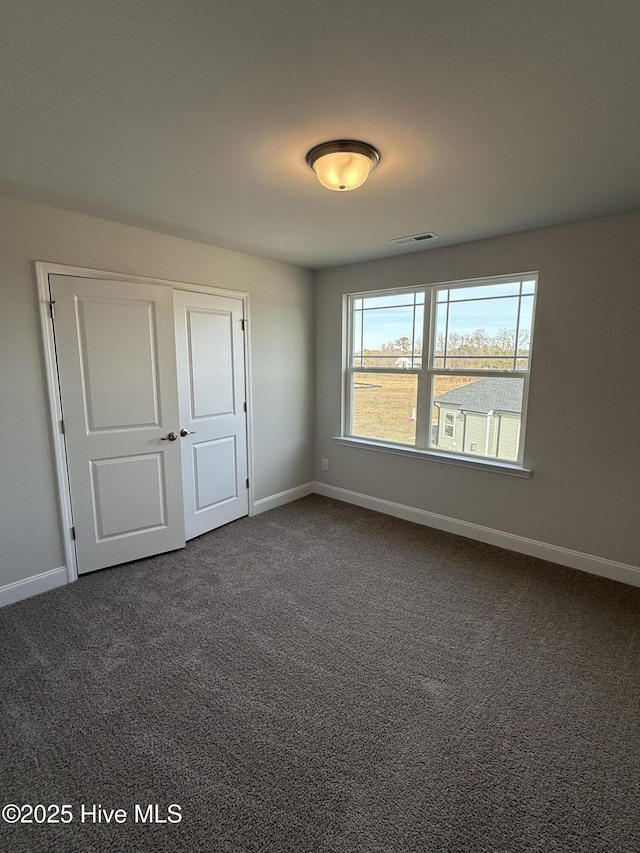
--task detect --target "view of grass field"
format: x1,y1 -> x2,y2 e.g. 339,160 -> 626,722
353,372 -> 476,445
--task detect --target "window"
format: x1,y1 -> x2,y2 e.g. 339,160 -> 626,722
442,411 -> 456,438
344,273 -> 537,469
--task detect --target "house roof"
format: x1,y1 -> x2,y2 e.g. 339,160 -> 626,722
434,377 -> 522,414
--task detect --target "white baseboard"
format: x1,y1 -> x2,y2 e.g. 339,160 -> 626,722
313,483 -> 640,589
251,482 -> 316,516
4,483 -> 637,609
0,566 -> 69,608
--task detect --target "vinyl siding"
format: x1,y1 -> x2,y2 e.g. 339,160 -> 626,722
497,413 -> 520,461
463,413 -> 488,455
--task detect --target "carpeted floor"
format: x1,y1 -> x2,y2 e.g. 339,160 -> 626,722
1,495 -> 639,853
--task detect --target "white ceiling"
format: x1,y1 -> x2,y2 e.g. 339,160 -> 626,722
2,0 -> 640,269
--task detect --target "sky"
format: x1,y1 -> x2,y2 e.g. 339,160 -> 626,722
357,294 -> 534,351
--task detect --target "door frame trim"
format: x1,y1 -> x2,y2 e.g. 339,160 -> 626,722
35,261 -> 254,586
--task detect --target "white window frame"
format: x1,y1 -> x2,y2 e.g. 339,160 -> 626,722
442,410 -> 456,438
338,272 -> 537,477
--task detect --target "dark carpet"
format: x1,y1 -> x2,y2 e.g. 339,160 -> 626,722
1,495 -> 639,853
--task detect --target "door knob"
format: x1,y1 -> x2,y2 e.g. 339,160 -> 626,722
161,431 -> 178,441
180,429 -> 197,437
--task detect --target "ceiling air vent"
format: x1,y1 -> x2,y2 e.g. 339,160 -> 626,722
389,232 -> 439,247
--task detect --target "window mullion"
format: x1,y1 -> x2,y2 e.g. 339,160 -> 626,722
516,371 -> 531,466
443,292 -> 450,369
414,288 -> 432,449
345,295 -> 355,433
411,295 -> 416,367
512,280 -> 523,371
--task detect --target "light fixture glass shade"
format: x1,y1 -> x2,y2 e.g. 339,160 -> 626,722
313,151 -> 372,192
306,140 -> 380,192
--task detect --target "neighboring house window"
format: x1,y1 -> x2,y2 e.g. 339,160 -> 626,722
344,273 -> 537,467
443,411 -> 456,438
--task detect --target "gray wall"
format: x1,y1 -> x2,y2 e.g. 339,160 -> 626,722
0,195 -> 314,588
315,211 -> 640,567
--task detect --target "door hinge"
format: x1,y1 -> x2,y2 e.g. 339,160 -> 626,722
49,300 -> 56,320
241,318 -> 247,331
70,526 -> 76,540
246,478 -> 249,489
60,419 -> 65,435
243,401 -> 247,413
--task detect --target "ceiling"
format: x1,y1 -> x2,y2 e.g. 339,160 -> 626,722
2,0 -> 640,270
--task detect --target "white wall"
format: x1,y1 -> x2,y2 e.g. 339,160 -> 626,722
0,195 -> 314,592
315,211 -> 640,571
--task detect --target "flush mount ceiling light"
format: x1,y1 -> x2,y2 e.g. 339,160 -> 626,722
306,140 -> 380,191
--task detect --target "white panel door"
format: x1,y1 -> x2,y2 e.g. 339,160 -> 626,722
50,275 -> 186,573
173,290 -> 248,539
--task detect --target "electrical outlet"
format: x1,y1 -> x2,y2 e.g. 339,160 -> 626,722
321,458 -> 329,471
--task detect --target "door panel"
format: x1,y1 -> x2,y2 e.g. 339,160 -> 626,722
174,290 -> 248,540
188,310 -> 235,417
51,275 -> 186,573
193,437 -> 238,510
90,454 -> 167,539
78,297 -> 161,430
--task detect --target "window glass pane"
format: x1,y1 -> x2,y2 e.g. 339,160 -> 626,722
447,296 -> 519,343
430,376 -> 477,449
352,309 -> 362,366
352,372 -> 417,445
434,303 -> 447,357
443,297 -> 519,365
362,293 -> 418,309
436,289 -> 449,303
448,282 -> 521,300
522,280 -> 536,295
360,355 -> 408,367
353,298 -> 363,310
444,356 -> 516,370
517,294 -> 534,356
413,303 -> 424,359
430,375 -> 524,461
362,305 -> 420,360
362,356 -> 422,368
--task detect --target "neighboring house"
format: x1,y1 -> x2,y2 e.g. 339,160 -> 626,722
433,377 -> 523,461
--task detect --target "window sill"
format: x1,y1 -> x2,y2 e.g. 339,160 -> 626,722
333,436 -> 533,478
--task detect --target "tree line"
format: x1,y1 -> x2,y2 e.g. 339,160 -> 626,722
357,328 -> 530,368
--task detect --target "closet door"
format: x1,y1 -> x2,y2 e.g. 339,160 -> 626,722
173,289 -> 248,540
50,275 -> 186,574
